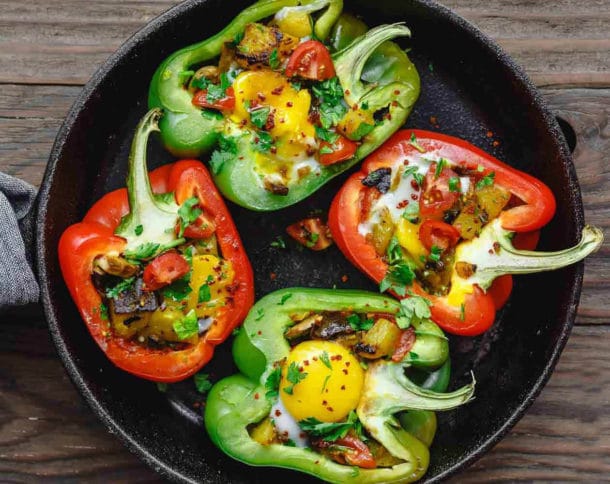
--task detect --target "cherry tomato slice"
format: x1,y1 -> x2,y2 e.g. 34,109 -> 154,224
286,217 -> 333,251
334,435 -> 376,469
142,252 -> 190,291
192,86 -> 235,111
285,40 -> 335,80
419,162 -> 460,218
391,327 -> 416,362
319,136 -> 358,166
418,219 -> 460,251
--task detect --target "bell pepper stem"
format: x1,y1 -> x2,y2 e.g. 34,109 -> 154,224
456,219 -> 604,290
115,108 -> 184,256
333,23 -> 411,105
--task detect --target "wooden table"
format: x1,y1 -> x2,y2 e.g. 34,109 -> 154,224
1,1 -> 608,482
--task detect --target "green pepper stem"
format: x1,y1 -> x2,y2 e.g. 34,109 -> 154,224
456,219 -> 604,290
115,109 -> 183,256
333,23 -> 411,105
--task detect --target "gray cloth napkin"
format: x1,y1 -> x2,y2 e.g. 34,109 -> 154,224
0,172 -> 39,309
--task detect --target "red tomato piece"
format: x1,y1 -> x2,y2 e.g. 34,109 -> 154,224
319,136 -> 358,166
286,217 -> 333,251
333,435 -> 376,469
419,162 -> 460,218
285,40 -> 336,80
192,86 -> 235,111
142,252 -> 190,291
418,219 -> 460,251
391,327 -> 416,362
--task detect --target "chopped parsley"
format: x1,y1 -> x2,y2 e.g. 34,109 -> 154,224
396,296 -> 432,329
413,171 -> 424,187
198,275 -> 214,303
161,276 -> 192,302
299,410 -> 359,442
347,313 -> 374,331
460,303 -> 466,321
448,176 -> 460,192
255,308 -> 265,321
250,106 -> 270,129
178,196 -> 202,237
319,145 -> 334,155
105,277 -> 136,299
283,362 -> 307,395
253,131 -> 274,153
209,133 -> 238,175
434,158 -> 448,179
305,232 -> 319,248
476,171 -> 495,190
429,245 -> 442,263
278,293 -> 293,305
477,164 -> 485,173
99,302 -> 109,321
312,77 -> 348,129
270,235 -> 286,249
402,202 -> 420,223
380,237 -> 416,296
269,48 -> 280,69
194,372 -> 213,394
124,242 -> 160,260
156,382 -> 168,393
173,309 -> 198,340
348,122 -> 374,141
134,225 -> 143,236
402,166 -> 419,179
320,351 -> 332,369
408,132 -> 425,153
205,72 -> 231,103
265,367 -> 281,399
157,192 -> 175,204
321,374 -> 331,394
315,125 -> 339,144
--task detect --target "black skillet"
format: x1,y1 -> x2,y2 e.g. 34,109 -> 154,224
37,0 -> 584,482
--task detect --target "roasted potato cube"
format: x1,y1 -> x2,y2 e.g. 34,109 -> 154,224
249,417 -> 277,445
140,307 -> 197,344
452,200 -> 483,240
235,23 -> 298,69
110,310 -> 149,339
356,318 -> 401,359
475,185 -> 510,221
371,207 -> 395,256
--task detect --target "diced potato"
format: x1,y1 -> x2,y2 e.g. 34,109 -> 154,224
336,109 -> 375,140
140,307 -> 196,344
371,207 -> 395,256
452,201 -> 483,240
235,23 -> 298,69
357,318 -> 401,359
475,185 -> 510,221
250,417 -> 277,445
110,309 -> 150,339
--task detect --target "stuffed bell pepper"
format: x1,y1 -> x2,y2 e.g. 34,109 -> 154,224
148,0 -> 420,210
205,288 -> 474,483
59,109 -> 254,382
329,130 -> 603,336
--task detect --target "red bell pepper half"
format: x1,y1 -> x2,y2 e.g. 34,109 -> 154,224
329,129 -> 602,336
59,109 -> 254,382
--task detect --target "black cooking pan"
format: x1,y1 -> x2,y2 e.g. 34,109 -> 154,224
36,0 -> 583,482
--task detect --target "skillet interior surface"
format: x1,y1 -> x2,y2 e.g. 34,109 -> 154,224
37,0 -> 584,482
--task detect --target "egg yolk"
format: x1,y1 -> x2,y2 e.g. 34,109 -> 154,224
231,70 -> 316,163
280,340 -> 364,423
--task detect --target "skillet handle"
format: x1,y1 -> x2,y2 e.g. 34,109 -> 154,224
0,172 -> 40,311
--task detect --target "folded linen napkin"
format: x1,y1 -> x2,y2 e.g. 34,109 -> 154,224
0,173 -> 39,309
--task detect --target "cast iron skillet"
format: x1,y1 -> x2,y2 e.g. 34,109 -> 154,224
37,0 -> 584,482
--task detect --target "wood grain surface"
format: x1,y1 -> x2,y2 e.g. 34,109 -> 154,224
0,1 -> 608,482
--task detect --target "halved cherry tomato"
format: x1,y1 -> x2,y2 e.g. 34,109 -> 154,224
418,219 -> 460,251
319,136 -> 358,166
192,86 -> 235,111
142,251 -> 190,291
419,162 -> 460,218
333,435 -> 376,469
391,327 -> 416,362
285,40 -> 335,80
286,217 -> 333,251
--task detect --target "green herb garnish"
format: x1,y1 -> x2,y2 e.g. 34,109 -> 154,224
194,372 -> 213,394
476,171 -> 495,190
283,362 -> 307,395
105,277 -> 136,299
172,309 -> 199,340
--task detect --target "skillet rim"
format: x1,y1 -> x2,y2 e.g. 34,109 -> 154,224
36,0 -> 585,482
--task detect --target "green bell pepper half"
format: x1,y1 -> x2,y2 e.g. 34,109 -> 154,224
149,1 -> 420,211
205,288 -> 473,483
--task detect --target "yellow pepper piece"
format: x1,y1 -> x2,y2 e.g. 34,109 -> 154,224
395,218 -> 428,266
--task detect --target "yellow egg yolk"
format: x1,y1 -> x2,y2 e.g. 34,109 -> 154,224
231,70 -> 316,164
280,340 -> 364,423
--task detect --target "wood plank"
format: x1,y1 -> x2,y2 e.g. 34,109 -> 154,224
0,1 -> 608,87
1,316 -> 607,482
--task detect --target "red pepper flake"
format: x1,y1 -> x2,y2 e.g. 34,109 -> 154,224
257,93 -> 266,101
322,400 -> 328,405
486,130 -> 494,138
193,402 -> 200,408
493,242 -> 501,253
493,140 -> 500,147
270,272 -> 277,281
299,432 -> 306,438
345,89 -> 351,95
345,361 -> 350,367
396,200 -> 408,209
254,393 -> 260,400
315,460 -> 320,465
286,101 -> 293,107
304,359 -> 310,366
411,194 -> 419,200
341,275 -> 348,283
342,369 -> 348,375
327,407 -> 334,412
257,330 -> 262,335
352,104 -> 358,111
271,86 -> 284,95
394,89 -> 401,95
275,409 -> 282,417
313,356 -> 318,361
430,116 -> 438,125
391,101 -> 398,108
340,385 -> 346,390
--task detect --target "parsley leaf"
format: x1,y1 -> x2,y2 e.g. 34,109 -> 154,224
299,410 -> 359,442
194,372 -> 213,394
269,48 -> 280,69
255,308 -> 265,321
476,171 -> 495,190
105,277 -> 136,299
396,296 -> 432,329
434,158 -> 448,179
250,106 -> 270,129
283,361 -> 307,395
124,242 -> 160,260
429,245 -> 442,262
413,172 -> 424,187
305,232 -> 319,248
134,225 -> 143,236
448,176 -> 460,192
253,131 -> 274,153
278,293 -> 293,305
265,367 -> 281,399
161,276 -> 192,301
319,145 -> 334,154
198,282 -> 211,303
347,122 -> 374,141
312,77 -> 348,128
402,202 -> 419,223
99,302 -> 109,321
320,351 -> 332,369
315,125 -> 339,144
205,72 -> 231,103
402,166 -> 419,179
347,314 -> 374,331
379,262 -> 415,296
208,134 -> 238,175
178,196 -> 202,237
157,382 -> 168,393
173,309 -> 198,340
